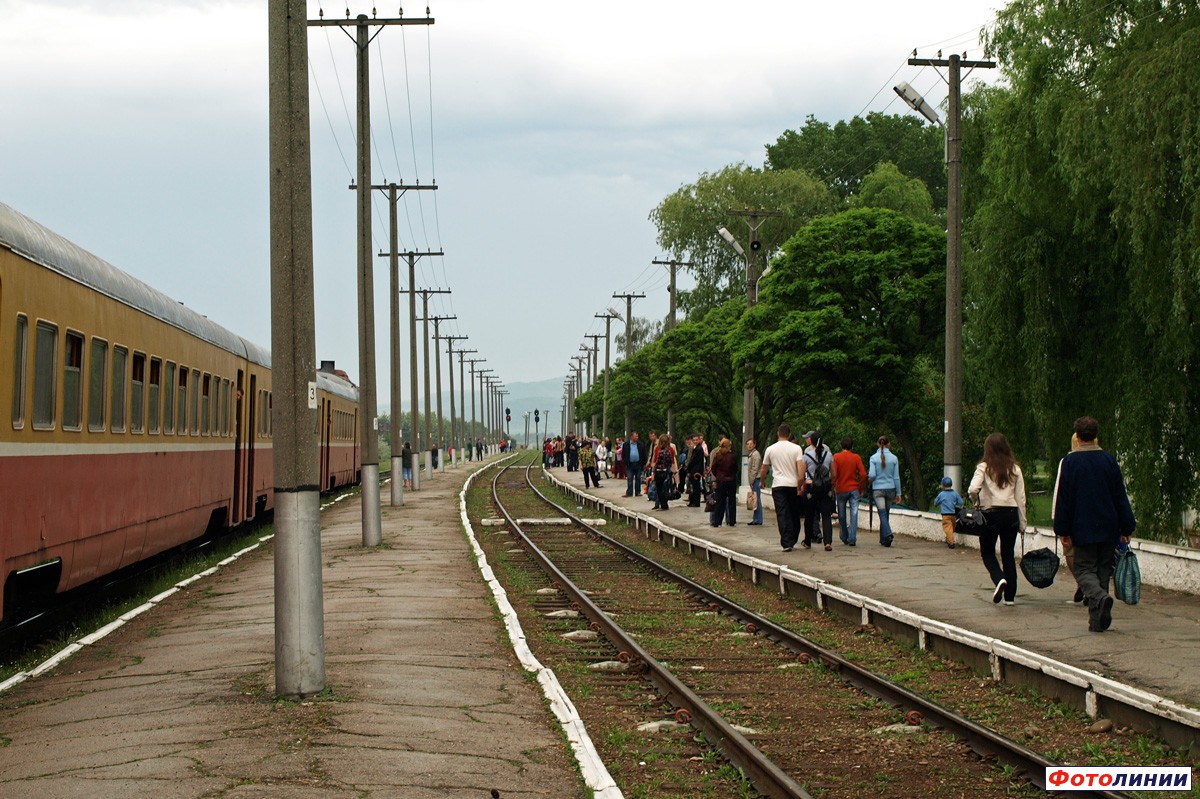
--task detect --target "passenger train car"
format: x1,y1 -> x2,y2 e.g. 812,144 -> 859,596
0,202 -> 360,622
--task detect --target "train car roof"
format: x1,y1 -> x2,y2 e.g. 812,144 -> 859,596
0,202 -> 271,368
316,368 -> 359,403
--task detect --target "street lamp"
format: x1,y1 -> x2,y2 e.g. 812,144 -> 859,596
893,81 -> 942,126
717,226 -> 745,257
716,224 -> 755,486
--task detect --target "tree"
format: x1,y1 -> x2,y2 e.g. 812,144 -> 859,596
766,113 -> 947,208
850,162 -> 942,228
650,164 -> 834,317
968,0 -> 1200,534
735,207 -> 947,509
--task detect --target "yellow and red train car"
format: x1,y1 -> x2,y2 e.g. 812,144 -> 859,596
0,202 -> 359,621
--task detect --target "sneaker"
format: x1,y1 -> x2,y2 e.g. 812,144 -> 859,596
992,578 -> 1007,604
881,536 -> 893,548
782,546 -> 794,552
1002,599 -> 1016,606
847,541 -> 856,547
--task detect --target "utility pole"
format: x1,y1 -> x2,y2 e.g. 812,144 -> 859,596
456,352 -> 475,458
374,181 -> 436,505
653,257 -> 692,441
475,367 -> 493,451
401,251 -> 443,472
442,335 -> 467,466
612,292 -> 644,436
907,52 -> 995,492
595,311 -> 618,440
470,362 -> 489,455
270,0 -> 323,698
413,287 -> 451,475
523,411 -> 530,449
424,313 -> 457,470
585,334 -> 602,435
310,9 -> 434,546
726,209 -> 782,483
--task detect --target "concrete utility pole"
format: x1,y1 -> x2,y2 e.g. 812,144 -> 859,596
612,292 -> 644,436
595,311 -> 618,440
585,333 -> 602,436
474,367 -> 492,450
906,52 -> 995,492
402,251 -> 443,468
653,257 -> 692,441
424,314 -> 456,469
310,9 -> 434,545
413,288 -> 450,475
373,183 -> 436,505
270,0 -> 323,698
456,347 -> 475,453
725,210 -> 782,483
442,335 -> 467,466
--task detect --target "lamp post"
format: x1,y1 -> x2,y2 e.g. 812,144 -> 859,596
894,53 -> 994,491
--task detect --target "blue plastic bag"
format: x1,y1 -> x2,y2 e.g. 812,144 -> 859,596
1113,544 -> 1141,605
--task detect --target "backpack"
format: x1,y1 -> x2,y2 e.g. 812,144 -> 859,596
806,446 -> 833,495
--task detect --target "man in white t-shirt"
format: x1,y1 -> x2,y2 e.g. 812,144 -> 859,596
760,423 -> 805,551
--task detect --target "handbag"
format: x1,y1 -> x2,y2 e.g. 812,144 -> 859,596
955,504 -> 987,535
1019,534 -> 1060,589
1113,544 -> 1141,605
746,491 -> 758,511
703,493 -> 717,513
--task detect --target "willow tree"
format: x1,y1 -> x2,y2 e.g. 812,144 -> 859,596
969,0 -> 1200,535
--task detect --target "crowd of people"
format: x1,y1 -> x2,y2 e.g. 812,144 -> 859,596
550,415 -> 1135,633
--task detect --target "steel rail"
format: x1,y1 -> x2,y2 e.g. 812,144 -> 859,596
519,462 -> 1134,799
489,463 -> 813,799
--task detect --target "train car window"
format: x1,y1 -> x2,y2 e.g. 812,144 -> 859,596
201,373 -> 211,435
110,346 -> 127,433
62,331 -> 84,431
130,353 -> 146,434
190,368 -> 200,435
148,357 -> 162,434
32,321 -> 57,430
268,391 -> 273,437
87,338 -> 108,432
220,378 -> 229,436
176,366 -> 188,436
11,314 -> 28,429
163,361 -> 176,434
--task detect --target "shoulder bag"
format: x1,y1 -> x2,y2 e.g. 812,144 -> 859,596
1019,533 -> 1060,589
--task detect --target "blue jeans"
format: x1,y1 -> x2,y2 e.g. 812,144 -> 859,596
751,478 -> 763,524
626,463 -> 643,496
836,489 -> 859,544
873,489 -> 896,543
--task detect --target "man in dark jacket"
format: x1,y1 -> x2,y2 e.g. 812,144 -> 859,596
1052,416 -> 1136,632
685,435 -> 707,507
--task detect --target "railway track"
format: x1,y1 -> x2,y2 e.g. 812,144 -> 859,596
479,459 -> 1131,799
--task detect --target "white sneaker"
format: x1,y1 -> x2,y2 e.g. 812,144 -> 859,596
1002,599 -> 1015,606
992,579 -> 1007,604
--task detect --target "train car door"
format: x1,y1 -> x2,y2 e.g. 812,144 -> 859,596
233,370 -> 244,524
245,374 -> 257,520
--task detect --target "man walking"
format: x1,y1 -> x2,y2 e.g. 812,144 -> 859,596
1053,417 -> 1136,632
760,424 -> 804,552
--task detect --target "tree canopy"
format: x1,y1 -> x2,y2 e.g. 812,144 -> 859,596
649,164 -> 834,317
766,113 -> 947,208
736,207 -> 947,508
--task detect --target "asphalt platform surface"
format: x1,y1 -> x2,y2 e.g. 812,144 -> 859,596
576,467 -> 1200,710
0,456 -> 585,799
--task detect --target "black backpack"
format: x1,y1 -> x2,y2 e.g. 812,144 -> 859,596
806,446 -> 832,494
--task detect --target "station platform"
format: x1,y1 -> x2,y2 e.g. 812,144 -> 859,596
570,469 -> 1200,713
0,457 -> 587,799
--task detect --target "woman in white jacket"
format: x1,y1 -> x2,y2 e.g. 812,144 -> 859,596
968,432 -> 1027,605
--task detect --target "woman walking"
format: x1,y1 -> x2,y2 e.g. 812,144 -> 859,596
969,433 -> 1027,605
868,435 -> 902,547
651,433 -> 678,510
708,437 -> 739,527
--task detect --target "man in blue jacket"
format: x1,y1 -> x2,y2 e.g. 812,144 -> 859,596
1052,417 -> 1136,632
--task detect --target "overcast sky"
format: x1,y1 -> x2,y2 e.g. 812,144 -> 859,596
1,0 -> 1002,413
